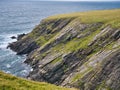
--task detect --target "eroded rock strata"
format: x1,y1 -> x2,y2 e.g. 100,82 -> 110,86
8,10 -> 120,90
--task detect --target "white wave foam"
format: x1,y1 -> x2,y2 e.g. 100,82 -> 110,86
0,34 -> 17,48
6,64 -> 11,68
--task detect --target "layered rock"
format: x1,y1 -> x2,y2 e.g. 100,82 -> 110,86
8,10 -> 120,90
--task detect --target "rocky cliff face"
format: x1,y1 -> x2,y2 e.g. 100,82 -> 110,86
8,10 -> 120,90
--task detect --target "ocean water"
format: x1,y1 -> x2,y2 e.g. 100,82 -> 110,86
0,1 -> 120,77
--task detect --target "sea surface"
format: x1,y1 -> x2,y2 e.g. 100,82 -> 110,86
0,1 -> 120,77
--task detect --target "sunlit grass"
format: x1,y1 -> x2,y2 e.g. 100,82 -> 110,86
46,9 -> 120,28
0,71 -> 77,90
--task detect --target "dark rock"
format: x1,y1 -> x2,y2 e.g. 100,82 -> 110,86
17,33 -> 26,40
10,36 -> 16,39
7,41 -> 38,55
112,29 -> 120,40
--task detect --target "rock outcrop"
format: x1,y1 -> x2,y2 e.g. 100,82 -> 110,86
8,9 -> 120,90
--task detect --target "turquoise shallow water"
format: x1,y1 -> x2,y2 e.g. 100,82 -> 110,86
0,1 -> 120,77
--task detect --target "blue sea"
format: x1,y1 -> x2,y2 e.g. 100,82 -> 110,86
0,1 -> 120,77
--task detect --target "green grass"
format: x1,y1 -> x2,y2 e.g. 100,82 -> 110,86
65,29 -> 100,52
51,56 -> 62,64
0,71 -> 77,90
46,9 -> 120,28
96,81 -> 112,90
71,67 -> 93,83
35,36 -> 48,46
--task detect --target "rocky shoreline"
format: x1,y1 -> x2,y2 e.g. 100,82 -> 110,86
7,33 -> 39,55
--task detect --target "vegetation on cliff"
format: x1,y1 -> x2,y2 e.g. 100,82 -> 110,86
46,9 -> 120,28
8,9 -> 120,90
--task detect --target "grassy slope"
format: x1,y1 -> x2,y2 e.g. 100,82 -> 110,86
0,71 -> 76,90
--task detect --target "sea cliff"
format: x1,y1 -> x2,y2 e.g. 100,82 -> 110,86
8,9 -> 120,90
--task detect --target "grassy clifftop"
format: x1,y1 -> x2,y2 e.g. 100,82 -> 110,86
46,9 -> 120,28
0,71 -> 76,90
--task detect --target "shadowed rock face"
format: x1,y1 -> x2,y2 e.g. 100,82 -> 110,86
8,16 -> 120,90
